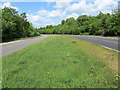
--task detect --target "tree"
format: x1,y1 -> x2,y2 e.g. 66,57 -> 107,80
37,9 -> 119,36
61,20 -> 65,25
2,7 -> 39,42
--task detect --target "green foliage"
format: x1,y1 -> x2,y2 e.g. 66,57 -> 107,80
61,20 -> 65,25
3,7 -> 119,38
95,30 -> 104,35
38,9 -> 119,36
2,7 -> 40,42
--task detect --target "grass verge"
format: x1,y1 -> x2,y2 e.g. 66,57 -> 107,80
2,36 -> 119,88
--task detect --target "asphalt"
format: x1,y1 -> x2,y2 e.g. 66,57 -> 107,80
1,35 -> 119,56
65,35 -> 119,52
1,35 -> 49,56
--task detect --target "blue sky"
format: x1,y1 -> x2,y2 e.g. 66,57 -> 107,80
1,0 -> 119,28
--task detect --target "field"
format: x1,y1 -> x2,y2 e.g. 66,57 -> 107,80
2,36 -> 119,88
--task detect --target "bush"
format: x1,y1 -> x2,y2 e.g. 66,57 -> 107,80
95,30 -> 104,35
103,29 -> 117,36
80,33 -> 89,35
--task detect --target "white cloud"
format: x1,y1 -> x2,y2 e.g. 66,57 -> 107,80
28,10 -> 31,12
66,0 -> 118,15
66,13 -> 79,19
29,9 -> 67,27
2,1 -> 117,28
37,9 -> 66,18
27,8 -> 68,27
2,2 -> 19,11
26,14 -> 57,28
93,0 -> 117,13
66,0 -> 87,12
40,0 -> 73,2
81,13 -> 89,16
25,0 -> 118,28
37,10 -> 49,16
54,1 -> 71,8
49,10 -> 63,18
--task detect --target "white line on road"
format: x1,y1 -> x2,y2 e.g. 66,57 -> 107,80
103,40 -> 118,43
100,45 -> 120,52
0,40 -> 25,45
0,36 -> 45,45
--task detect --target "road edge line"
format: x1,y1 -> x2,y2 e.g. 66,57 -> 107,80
100,45 -> 120,52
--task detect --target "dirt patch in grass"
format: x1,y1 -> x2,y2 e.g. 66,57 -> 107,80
72,41 -> 76,43
90,50 -> 118,73
67,36 -> 118,73
95,51 -> 118,73
106,60 -> 118,73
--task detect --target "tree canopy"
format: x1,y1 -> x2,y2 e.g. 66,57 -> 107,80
38,9 -> 120,36
2,7 -> 120,42
2,7 -> 40,42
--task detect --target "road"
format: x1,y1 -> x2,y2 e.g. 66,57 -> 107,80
65,35 -> 119,52
1,35 -> 49,56
1,35 -> 119,56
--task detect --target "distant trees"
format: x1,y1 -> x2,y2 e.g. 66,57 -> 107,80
2,7 -> 40,42
2,6 -> 119,41
37,9 -> 120,36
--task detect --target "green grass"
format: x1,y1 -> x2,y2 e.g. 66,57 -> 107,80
2,36 -> 119,88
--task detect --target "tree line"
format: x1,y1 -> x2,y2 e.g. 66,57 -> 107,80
1,7 -> 120,42
38,9 -> 120,36
2,7 -> 40,42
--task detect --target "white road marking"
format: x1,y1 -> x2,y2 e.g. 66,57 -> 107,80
0,40 -> 25,45
0,36 -> 45,46
81,35 -> 118,40
103,40 -> 118,43
100,45 -> 120,52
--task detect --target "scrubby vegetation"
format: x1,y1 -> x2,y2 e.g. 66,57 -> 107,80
38,9 -> 120,36
1,7 -> 119,42
2,7 -> 40,42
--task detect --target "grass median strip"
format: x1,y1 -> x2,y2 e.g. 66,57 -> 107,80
2,36 -> 119,88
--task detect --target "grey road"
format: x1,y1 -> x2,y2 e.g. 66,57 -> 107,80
65,35 -> 119,52
1,35 -> 49,56
1,35 -> 119,56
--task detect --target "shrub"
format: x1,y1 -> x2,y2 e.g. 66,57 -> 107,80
95,30 -> 104,35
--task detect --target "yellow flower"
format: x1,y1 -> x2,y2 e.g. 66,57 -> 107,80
47,72 -> 50,74
96,76 -> 99,80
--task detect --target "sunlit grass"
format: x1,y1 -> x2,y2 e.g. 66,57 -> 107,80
2,36 -> 119,88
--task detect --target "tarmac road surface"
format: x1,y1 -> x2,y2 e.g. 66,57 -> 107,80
65,35 -> 119,52
1,35 -> 49,56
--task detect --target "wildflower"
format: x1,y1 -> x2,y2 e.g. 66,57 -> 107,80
0,77 -> 2,84
96,76 -> 99,80
116,74 -> 120,77
46,72 -> 55,78
66,54 -> 69,56
47,72 -> 50,74
115,74 -> 120,80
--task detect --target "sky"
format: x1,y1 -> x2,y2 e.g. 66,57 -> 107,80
1,0 -> 119,28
